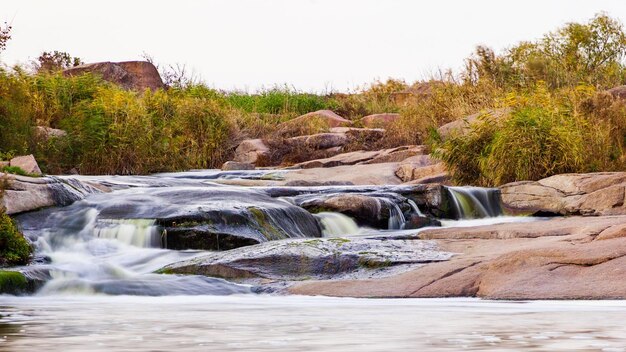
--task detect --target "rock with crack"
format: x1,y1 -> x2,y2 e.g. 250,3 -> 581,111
293,145 -> 426,169
159,237 -> 453,281
500,172 -> 626,216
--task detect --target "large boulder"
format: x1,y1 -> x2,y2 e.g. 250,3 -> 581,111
233,139 -> 270,164
9,155 -> 42,176
395,155 -> 448,183
293,145 -> 425,169
500,172 -> 626,216
1,174 -> 106,215
279,110 -> 352,133
160,237 -> 453,281
360,113 -> 400,128
63,61 -> 165,91
437,108 -> 510,140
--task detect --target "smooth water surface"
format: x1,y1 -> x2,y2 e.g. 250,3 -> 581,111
1,296 -> 626,351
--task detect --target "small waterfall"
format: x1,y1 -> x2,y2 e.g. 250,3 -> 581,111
95,219 -> 162,248
315,212 -> 361,237
407,199 -> 425,217
446,186 -> 503,219
377,198 -> 406,230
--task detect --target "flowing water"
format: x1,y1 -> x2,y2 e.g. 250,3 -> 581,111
2,296 -> 626,351
1,171 -> 613,351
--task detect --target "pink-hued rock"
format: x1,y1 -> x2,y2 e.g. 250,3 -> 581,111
233,139 -> 270,164
361,113 -> 400,128
10,154 -> 42,176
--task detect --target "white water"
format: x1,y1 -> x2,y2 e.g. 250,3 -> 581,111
316,212 -> 362,237
447,186 -> 502,219
30,208 -> 249,296
2,296 -> 626,351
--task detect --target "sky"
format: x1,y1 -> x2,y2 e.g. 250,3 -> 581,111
2,0 -> 626,92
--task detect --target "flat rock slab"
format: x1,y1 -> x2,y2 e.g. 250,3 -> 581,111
501,172 -> 626,216
290,215 -> 626,299
161,237 -> 453,281
284,163 -> 403,185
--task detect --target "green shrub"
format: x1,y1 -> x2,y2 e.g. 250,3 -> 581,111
0,211 -> 31,266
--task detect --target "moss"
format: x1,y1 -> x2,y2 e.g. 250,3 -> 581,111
327,238 -> 351,245
0,270 -> 28,294
248,207 -> 286,241
0,211 -> 32,266
1,166 -> 36,177
358,257 -> 392,269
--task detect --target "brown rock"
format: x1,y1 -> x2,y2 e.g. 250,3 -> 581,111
361,113 -> 400,128
501,172 -> 626,216
437,108 -> 510,140
10,154 -> 42,176
280,110 -> 352,131
395,155 -> 446,182
293,146 -> 425,169
221,161 -> 254,171
233,139 -> 269,164
607,85 -> 626,100
289,215 -> 626,300
64,61 -> 165,91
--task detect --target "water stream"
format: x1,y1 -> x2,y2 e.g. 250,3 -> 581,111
0,171 -> 586,351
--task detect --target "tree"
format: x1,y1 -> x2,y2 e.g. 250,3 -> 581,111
0,22 -> 11,53
36,51 -> 84,73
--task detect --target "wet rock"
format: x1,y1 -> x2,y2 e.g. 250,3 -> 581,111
233,139 -> 270,164
500,172 -> 626,216
9,154 -> 42,176
64,61 -> 165,91
160,237 -> 453,281
298,193 -> 408,229
361,113 -> 400,128
403,214 -> 442,229
1,174 -> 105,215
221,161 -> 254,171
0,270 -> 44,295
76,187 -> 322,251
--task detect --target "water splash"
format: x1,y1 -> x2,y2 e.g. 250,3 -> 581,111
377,198 -> 406,230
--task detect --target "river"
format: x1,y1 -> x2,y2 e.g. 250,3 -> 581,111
1,170 -> 624,351
2,296 -> 626,351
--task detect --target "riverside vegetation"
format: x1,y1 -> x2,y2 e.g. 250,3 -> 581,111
1,14 -> 626,185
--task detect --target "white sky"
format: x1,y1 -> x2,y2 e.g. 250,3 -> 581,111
2,0 -> 626,92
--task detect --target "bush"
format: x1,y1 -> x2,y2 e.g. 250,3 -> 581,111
0,211 -> 31,266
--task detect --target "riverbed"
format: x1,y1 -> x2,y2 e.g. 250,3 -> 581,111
1,296 -> 626,351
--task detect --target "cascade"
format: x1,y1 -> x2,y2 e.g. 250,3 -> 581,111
446,187 -> 503,219
315,212 -> 361,237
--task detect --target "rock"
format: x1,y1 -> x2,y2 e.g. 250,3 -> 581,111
0,161 -> 8,168
221,161 -> 254,171
298,193 -> 408,229
437,108 -> 510,140
390,81 -> 443,105
361,113 -> 400,128
233,139 -> 270,164
279,110 -> 352,132
289,215 -> 626,299
395,156 -> 446,183
34,126 -> 67,140
9,155 -> 42,176
500,172 -> 626,216
285,163 -> 403,185
1,174 -> 106,215
63,61 -> 165,91
160,237 -> 453,281
607,85 -> 626,100
300,132 -> 348,149
403,214 -> 442,229
71,187 -> 322,251
293,145 -> 425,169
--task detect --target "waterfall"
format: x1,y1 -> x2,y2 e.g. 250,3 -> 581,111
407,199 -> 424,217
446,187 -> 503,219
376,198 -> 406,230
315,212 -> 361,237
95,219 -> 162,248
